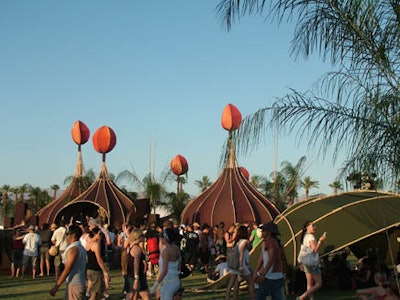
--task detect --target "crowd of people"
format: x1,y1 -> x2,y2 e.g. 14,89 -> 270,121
8,218 -> 400,300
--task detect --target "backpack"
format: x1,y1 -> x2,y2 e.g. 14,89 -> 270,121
227,243 -> 240,271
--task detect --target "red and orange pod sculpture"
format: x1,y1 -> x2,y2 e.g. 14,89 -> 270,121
92,126 -> 117,154
221,103 -> 242,131
240,166 -> 250,181
170,154 -> 189,176
71,120 -> 90,145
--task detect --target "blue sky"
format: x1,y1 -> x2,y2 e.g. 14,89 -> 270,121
0,1 -> 343,197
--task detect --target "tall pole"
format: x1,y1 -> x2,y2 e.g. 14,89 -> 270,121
273,119 -> 279,200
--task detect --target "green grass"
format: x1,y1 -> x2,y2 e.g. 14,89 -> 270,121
0,269 -> 356,299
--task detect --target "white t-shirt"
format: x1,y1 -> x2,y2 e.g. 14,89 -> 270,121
303,233 -> 316,250
51,226 -> 68,251
23,233 -> 41,256
215,261 -> 229,278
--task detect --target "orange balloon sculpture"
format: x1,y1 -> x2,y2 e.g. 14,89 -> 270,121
71,120 -> 90,145
240,166 -> 250,181
221,103 -> 242,131
170,154 -> 189,176
92,126 -> 117,154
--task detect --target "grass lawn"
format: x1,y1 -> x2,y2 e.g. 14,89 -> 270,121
0,269 -> 356,299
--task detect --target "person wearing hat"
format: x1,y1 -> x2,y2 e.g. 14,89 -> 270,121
208,254 -> 229,283
21,225 -> 42,279
192,222 -> 201,236
253,221 -> 285,300
49,225 -> 87,299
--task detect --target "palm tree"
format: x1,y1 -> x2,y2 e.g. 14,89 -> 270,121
28,187 -> 41,214
165,190 -> 190,220
17,183 -> 32,203
10,187 -> 19,204
329,180 -> 343,195
143,173 -> 166,214
249,175 -> 266,190
194,176 -> 212,192
280,156 -> 307,205
64,168 -> 96,190
165,176 -> 191,220
301,176 -> 319,200
263,173 -> 288,211
50,184 -> 60,200
1,184 -> 10,223
217,1 -> 400,190
116,166 -> 173,214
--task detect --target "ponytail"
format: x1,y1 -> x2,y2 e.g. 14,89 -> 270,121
300,221 -> 312,244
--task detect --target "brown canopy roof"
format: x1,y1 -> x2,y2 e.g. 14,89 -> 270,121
36,149 -> 88,227
181,134 -> 280,227
57,162 -> 136,229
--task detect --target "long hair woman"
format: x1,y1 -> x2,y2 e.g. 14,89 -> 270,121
253,222 -> 285,300
225,224 -> 255,300
150,228 -> 182,300
126,229 -> 149,300
297,221 -> 327,300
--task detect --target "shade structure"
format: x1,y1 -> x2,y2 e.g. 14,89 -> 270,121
181,131 -> 280,227
181,166 -> 280,227
36,148 -> 88,227
276,190 -> 400,267
55,162 -> 136,229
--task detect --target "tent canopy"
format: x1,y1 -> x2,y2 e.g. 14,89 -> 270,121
57,163 -> 137,229
276,191 -> 400,266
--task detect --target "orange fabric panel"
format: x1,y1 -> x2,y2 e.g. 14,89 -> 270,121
221,103 -> 242,131
240,166 -> 249,181
71,120 -> 90,145
170,154 -> 189,176
92,126 -> 117,153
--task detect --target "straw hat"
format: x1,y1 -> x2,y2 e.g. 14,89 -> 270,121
50,223 -> 57,230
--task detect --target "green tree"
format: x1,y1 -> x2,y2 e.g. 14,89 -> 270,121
116,166 -> 173,214
165,176 -> 191,220
263,173 -> 288,211
217,1 -> 400,190
194,176 -> 212,192
28,186 -> 51,214
329,180 -> 343,195
10,187 -> 19,204
250,175 -> 264,190
164,190 -> 190,221
280,156 -> 307,205
50,184 -> 60,200
17,183 -> 32,203
64,168 -> 96,190
300,176 -> 320,200
1,185 -> 11,222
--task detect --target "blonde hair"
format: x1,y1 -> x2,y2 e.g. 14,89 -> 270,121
129,229 -> 144,245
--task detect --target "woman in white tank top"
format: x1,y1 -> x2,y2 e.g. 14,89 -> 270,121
149,228 -> 181,300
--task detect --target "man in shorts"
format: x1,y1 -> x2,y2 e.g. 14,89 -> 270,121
21,225 -> 41,279
49,225 -> 87,299
51,221 -> 68,280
